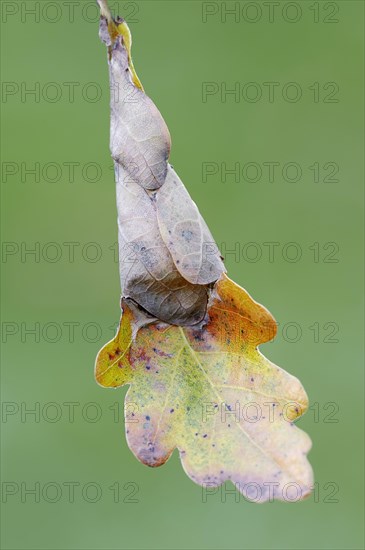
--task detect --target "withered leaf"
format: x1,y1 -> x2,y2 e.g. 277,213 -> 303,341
156,167 -> 226,285
95,0 -> 313,502
96,275 -> 313,503
99,11 -> 225,325
116,167 -> 208,325
109,39 -> 171,190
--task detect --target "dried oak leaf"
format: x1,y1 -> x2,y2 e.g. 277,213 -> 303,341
99,9 -> 225,325
95,0 -> 313,502
95,275 -> 313,503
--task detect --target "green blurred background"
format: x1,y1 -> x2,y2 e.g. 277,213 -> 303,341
1,1 -> 364,548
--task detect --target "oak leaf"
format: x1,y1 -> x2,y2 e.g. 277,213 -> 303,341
94,0 -> 313,502
98,0 -> 225,325
95,275 -> 313,503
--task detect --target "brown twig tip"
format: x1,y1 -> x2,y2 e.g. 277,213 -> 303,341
96,0 -> 112,22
